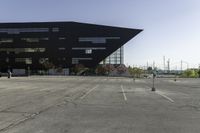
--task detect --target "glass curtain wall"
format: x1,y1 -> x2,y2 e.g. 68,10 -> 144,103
101,46 -> 124,65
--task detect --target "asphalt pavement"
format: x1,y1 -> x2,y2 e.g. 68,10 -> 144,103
0,76 -> 200,133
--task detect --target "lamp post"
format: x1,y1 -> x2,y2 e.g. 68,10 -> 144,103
174,66 -> 177,82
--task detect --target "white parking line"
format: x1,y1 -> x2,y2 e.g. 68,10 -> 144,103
144,86 -> 174,103
156,91 -> 174,103
80,85 -> 99,99
121,85 -> 127,101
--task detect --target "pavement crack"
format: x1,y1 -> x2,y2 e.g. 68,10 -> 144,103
178,104 -> 200,111
0,100 -> 63,132
0,113 -> 37,132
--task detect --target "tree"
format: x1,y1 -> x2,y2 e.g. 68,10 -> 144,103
128,66 -> 144,78
128,66 -> 133,76
105,64 -> 115,73
135,67 -> 144,78
73,64 -> 85,75
41,60 -> 55,71
56,66 -> 63,73
116,65 -> 126,75
95,65 -> 108,75
147,67 -> 153,74
182,69 -> 199,78
198,69 -> 200,78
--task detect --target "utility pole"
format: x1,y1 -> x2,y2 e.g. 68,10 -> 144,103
174,65 -> 177,82
163,56 -> 165,72
167,59 -> 170,74
153,61 -> 155,70
181,60 -> 183,73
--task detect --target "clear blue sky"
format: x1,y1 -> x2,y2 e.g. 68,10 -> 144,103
0,0 -> 200,69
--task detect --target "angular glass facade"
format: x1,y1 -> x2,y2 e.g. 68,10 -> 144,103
101,46 -> 124,65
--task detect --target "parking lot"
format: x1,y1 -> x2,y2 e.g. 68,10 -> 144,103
0,76 -> 200,133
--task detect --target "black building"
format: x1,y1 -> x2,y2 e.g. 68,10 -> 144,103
0,21 -> 142,74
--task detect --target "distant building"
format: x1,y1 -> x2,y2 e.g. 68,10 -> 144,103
0,21 -> 142,74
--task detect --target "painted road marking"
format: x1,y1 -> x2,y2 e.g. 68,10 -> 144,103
156,91 -> 174,103
144,86 -> 174,103
121,85 -> 127,101
80,85 -> 99,99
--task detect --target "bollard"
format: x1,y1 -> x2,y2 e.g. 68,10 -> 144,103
8,71 -> 11,78
152,80 -> 156,91
152,73 -> 156,91
8,73 -> 10,78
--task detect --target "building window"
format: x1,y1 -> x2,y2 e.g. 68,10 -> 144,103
39,58 -> 49,64
72,59 -> 79,64
15,58 -> 32,64
72,58 -> 92,64
58,47 -> 65,50
79,37 -> 106,44
52,27 -> 59,32
41,37 -> 49,41
59,37 -> 66,40
79,37 -> 120,44
21,37 -> 49,42
85,49 -> 92,54
0,28 -> 49,34
24,48 -> 46,52
72,47 -> 106,50
21,38 -> 39,42
101,47 -> 123,65
0,38 -> 13,44
0,48 -> 46,53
